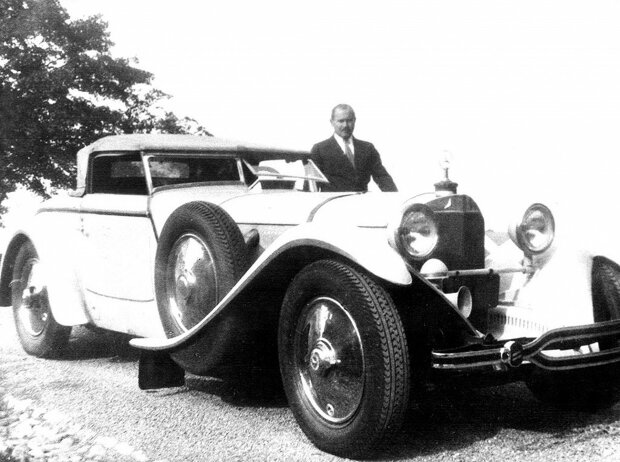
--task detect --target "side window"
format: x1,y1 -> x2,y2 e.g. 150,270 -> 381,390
149,157 -> 240,188
90,153 -> 148,195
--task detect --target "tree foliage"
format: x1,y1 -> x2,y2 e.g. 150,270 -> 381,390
0,0 -> 211,216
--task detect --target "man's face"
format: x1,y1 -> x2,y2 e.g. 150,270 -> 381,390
331,108 -> 356,140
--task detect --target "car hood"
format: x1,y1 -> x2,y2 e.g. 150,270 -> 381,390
221,191 -> 430,228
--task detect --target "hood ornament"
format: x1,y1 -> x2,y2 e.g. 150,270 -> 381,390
434,150 -> 458,195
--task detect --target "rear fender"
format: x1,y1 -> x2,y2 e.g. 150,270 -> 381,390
0,225 -> 89,326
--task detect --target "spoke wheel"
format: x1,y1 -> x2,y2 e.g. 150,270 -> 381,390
11,241 -> 71,358
279,260 -> 410,458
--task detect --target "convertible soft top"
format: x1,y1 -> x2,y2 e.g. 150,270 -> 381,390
75,134 -> 310,194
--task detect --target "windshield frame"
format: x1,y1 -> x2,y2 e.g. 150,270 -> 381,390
242,158 -> 328,192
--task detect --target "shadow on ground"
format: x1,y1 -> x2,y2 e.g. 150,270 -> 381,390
382,383 -> 620,460
185,363 -> 287,408
31,320 -> 620,460
61,326 -> 139,362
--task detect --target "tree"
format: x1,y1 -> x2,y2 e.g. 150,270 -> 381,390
0,0 -> 211,219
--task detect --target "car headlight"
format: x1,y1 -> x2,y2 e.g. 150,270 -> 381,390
388,203 -> 439,261
509,203 -> 555,255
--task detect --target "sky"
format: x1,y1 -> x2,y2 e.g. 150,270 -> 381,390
7,1 -> 620,235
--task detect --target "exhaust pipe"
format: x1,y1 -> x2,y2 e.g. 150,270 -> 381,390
444,286 -> 473,318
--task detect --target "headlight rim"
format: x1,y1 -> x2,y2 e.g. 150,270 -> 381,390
387,202 -> 439,262
510,202 -> 556,255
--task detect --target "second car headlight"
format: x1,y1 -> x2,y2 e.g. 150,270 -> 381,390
388,203 -> 439,261
509,203 -> 555,255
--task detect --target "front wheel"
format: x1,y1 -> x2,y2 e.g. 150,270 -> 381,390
278,260 -> 410,458
527,256 -> 620,410
11,241 -> 71,358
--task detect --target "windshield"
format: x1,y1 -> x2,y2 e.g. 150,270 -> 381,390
243,159 -> 327,191
145,153 -> 328,191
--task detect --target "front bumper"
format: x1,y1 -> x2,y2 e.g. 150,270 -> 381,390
432,320 -> 620,372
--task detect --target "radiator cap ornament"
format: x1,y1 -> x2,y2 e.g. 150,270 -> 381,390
434,150 -> 458,195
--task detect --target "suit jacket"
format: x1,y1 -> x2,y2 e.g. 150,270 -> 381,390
310,136 -> 397,192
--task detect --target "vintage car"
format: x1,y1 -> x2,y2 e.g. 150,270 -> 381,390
1,134 -> 620,458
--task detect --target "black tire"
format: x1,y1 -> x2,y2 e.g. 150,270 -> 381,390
11,241 -> 71,358
526,256 -> 620,410
155,202 -> 247,374
155,201 -> 247,336
278,260 -> 410,458
592,256 -> 620,328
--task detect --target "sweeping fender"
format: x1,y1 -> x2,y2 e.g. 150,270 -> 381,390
131,222 -> 411,351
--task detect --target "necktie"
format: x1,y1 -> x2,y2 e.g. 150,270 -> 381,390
343,141 -> 354,165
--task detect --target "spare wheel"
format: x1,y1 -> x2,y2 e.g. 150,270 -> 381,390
155,201 -> 247,374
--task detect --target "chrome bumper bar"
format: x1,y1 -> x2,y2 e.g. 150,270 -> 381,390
420,266 -> 534,279
432,320 -> 620,371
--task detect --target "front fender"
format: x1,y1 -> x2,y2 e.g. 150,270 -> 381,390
486,231 -> 598,335
0,222 -> 89,326
265,222 -> 412,286
131,222 -> 411,351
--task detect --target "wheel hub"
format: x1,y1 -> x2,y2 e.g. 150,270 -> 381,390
15,259 -> 50,336
22,282 -> 42,306
176,270 -> 196,300
309,339 -> 339,375
167,233 -> 218,332
295,297 -> 365,424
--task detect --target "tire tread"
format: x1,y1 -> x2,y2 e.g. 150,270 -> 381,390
155,201 -> 247,338
279,259 -> 410,457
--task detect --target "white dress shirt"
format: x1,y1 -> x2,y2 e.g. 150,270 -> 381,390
333,133 -> 355,156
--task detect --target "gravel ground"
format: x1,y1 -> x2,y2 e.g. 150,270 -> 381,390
3,305 -> 620,461
0,390 -> 157,462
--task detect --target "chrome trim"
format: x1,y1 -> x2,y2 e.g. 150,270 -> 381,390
421,266 -> 534,278
295,296 -> 364,424
387,202 -> 439,263
306,192 -> 361,222
432,320 -> 620,371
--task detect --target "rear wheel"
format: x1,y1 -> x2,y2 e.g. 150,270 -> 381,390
11,241 -> 71,358
527,256 -> 620,410
278,260 -> 410,458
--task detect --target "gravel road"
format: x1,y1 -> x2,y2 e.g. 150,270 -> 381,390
1,306 -> 620,461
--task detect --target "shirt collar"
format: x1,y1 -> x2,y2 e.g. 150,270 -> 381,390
333,133 -> 354,153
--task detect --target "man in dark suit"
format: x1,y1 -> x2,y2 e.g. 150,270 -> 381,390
311,104 -> 397,192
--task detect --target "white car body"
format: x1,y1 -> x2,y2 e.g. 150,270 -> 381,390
3,134 -> 620,458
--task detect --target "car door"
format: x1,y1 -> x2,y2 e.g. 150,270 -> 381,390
80,152 -> 156,304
